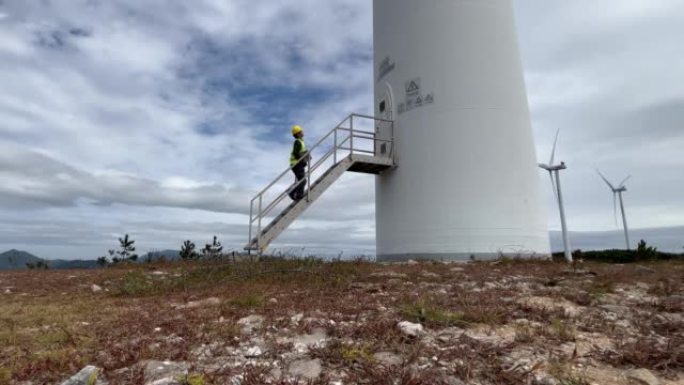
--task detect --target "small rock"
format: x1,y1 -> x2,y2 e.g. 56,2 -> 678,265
91,284 -> 103,293
634,265 -> 656,274
450,267 -> 464,272
436,327 -> 465,343
245,346 -> 262,358
237,315 -> 265,334
438,375 -> 465,385
288,358 -> 322,380
464,326 -> 515,346
4,288 -> 11,294
349,282 -> 378,291
141,360 -> 190,384
150,271 -> 167,276
518,296 -> 582,318
268,298 -> 278,304
373,352 -> 403,366
293,328 -> 327,353
599,304 -> 630,314
420,270 -> 440,278
175,297 -> 221,309
397,321 -> 423,337
291,313 -> 304,324
532,373 -> 558,385
626,368 -> 660,385
60,365 -> 101,385
148,379 -> 181,385
635,282 -> 650,290
655,312 -> 683,325
269,367 -> 282,379
370,271 -> 408,279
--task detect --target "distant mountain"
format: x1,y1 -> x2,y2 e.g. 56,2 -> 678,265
48,259 -> 101,269
0,249 -> 43,269
0,250 -> 102,270
0,248 -> 186,270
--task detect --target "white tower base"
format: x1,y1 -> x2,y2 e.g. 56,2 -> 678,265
373,0 -> 550,261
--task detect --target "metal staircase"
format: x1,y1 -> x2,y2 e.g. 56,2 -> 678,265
245,114 -> 395,254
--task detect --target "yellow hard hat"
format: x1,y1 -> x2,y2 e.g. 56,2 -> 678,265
291,125 -> 303,135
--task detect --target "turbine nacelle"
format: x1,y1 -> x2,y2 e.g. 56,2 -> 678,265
538,162 -> 567,171
597,169 -> 630,192
538,130 -> 566,171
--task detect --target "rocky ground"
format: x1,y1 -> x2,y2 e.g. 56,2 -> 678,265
0,258 -> 682,385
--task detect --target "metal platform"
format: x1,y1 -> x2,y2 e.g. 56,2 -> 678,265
245,114 -> 394,253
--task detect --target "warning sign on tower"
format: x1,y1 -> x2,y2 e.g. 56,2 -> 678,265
405,79 -> 420,96
399,77 -> 434,115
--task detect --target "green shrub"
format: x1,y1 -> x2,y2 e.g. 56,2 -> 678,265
339,344 -> 374,363
549,318 -> 576,342
228,295 -> 264,309
116,271 -> 155,296
564,245 -> 683,263
400,301 -> 465,327
558,375 -> 590,385
514,323 -> 536,343
178,374 -> 206,385
636,239 -> 658,259
0,367 -> 11,385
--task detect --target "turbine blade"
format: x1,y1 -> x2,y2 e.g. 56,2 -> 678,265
596,169 -> 616,190
548,171 -> 559,202
618,175 -> 632,188
549,129 -> 560,165
613,192 -> 618,227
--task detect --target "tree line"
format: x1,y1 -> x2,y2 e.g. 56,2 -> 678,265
96,234 -> 228,266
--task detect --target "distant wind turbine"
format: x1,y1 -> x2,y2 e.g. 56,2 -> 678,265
597,170 -> 632,250
539,129 -> 572,263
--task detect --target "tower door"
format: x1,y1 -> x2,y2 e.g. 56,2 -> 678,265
376,84 -> 394,158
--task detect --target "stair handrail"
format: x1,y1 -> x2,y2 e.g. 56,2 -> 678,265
247,113 -> 394,251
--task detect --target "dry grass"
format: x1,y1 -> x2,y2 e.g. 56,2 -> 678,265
600,337 -> 684,372
0,258 -> 682,384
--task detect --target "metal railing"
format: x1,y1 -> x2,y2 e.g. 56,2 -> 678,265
247,113 -> 394,250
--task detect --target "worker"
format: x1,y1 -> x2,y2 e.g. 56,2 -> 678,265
289,125 -> 309,200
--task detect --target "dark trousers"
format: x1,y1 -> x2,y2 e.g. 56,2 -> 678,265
290,162 -> 306,200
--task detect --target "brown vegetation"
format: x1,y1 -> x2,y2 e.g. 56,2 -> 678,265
0,258 -> 682,384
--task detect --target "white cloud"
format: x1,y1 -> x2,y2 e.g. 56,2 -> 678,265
0,0 -> 682,258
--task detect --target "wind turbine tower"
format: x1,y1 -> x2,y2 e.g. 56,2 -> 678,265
373,0 -> 549,260
539,130 -> 572,262
597,171 -> 632,250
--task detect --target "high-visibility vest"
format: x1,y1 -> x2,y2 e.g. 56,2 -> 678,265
289,138 -> 307,166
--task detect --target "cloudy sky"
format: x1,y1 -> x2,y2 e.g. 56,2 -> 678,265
0,0 -> 682,259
